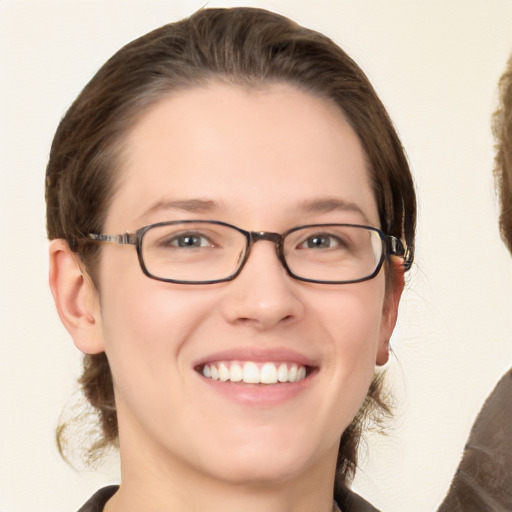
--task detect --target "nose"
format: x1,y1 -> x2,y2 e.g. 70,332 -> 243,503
219,240 -> 305,330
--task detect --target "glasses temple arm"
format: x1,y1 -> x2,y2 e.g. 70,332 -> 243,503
88,233 -> 138,245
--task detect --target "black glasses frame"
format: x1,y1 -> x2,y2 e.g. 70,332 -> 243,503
88,220 -> 407,285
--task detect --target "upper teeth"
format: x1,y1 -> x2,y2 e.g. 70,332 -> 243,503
202,361 -> 307,384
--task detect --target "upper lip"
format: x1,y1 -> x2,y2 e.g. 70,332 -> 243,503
193,347 -> 318,369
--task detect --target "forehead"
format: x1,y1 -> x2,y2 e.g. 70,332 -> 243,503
107,82 -> 378,230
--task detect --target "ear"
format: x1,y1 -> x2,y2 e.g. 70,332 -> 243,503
49,239 -> 105,354
376,258 -> 405,366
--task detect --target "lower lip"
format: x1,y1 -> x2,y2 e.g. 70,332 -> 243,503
198,373 -> 315,406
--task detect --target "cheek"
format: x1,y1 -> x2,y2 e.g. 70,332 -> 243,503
331,286 -> 384,370
308,280 -> 387,412
100,282 -> 212,366
96,250 -> 217,397
317,278 -> 386,354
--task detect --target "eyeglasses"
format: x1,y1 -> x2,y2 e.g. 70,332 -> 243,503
88,220 -> 407,285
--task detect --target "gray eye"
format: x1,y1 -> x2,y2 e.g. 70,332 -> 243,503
300,234 -> 343,249
176,234 -> 206,247
162,232 -> 213,248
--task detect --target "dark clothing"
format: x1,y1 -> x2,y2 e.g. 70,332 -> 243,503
77,484 -> 379,511
437,368 -> 512,512
77,485 -> 118,512
336,485 -> 381,511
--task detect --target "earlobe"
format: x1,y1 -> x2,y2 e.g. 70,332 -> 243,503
48,239 -> 105,354
376,258 -> 405,366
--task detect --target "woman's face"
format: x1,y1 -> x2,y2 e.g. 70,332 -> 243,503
85,83 -> 401,487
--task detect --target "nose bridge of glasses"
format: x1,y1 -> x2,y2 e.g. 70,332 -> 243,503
249,231 -> 282,245
243,230 -> 286,269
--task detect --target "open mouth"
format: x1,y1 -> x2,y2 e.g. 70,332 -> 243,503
197,361 -> 311,384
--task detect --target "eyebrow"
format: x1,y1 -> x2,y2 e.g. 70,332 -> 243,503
137,197 -> 370,223
138,199 -> 221,220
296,197 -> 371,223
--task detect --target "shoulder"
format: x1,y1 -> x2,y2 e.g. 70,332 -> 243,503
437,368 -> 512,511
76,485 -> 119,512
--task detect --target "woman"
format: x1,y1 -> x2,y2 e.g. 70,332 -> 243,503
46,7 -> 416,512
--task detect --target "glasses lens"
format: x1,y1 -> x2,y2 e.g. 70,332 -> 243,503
283,225 -> 383,283
141,222 -> 247,282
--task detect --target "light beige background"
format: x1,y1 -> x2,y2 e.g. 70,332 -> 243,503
1,0 -> 511,510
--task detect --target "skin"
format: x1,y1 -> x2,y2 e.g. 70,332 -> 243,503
50,82 -> 403,512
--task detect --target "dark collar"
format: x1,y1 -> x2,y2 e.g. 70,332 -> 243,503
76,485 -> 119,512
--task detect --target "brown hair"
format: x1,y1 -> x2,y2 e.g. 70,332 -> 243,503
493,54 -> 512,252
46,7 -> 416,488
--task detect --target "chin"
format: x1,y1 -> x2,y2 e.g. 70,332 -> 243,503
193,433 -> 333,488
206,456 -> 311,488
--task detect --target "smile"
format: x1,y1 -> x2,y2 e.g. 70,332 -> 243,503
202,361 -> 308,384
